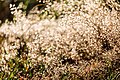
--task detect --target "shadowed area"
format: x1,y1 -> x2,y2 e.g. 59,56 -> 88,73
0,0 -> 14,23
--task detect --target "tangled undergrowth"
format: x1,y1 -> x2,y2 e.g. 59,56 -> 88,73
0,0 -> 120,80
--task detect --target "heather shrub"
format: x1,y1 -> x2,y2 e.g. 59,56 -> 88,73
0,0 -> 120,79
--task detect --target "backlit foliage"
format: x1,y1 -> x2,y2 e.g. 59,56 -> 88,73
0,0 -> 120,79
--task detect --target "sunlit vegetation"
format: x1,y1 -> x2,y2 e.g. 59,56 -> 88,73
0,0 -> 120,79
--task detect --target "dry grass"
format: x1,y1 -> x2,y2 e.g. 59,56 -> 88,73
0,0 -> 120,80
